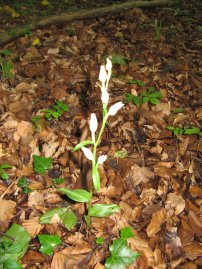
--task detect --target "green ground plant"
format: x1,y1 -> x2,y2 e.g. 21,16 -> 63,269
0,49 -> 14,80
0,163 -> 12,180
154,19 -> 163,40
167,126 -> 202,137
125,86 -> 163,106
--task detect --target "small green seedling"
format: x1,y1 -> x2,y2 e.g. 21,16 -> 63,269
52,177 -> 65,187
110,54 -> 130,66
17,176 -> 32,193
172,108 -> 185,114
43,100 -> 69,119
105,227 -> 140,269
114,150 -> 128,158
125,87 -> 163,106
0,224 -> 31,268
0,49 -> 14,80
96,237 -> 104,245
38,234 -> 61,255
154,19 -> 163,40
40,207 -> 77,231
128,79 -> 146,87
19,27 -> 32,37
167,126 -> 202,137
0,163 -> 12,180
33,155 -> 52,174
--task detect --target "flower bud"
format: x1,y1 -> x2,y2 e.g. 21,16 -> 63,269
99,65 -> 107,84
106,58 -> 112,72
101,89 -> 109,104
108,102 -> 124,116
97,155 -> 107,165
81,147 -> 93,161
90,113 -> 98,133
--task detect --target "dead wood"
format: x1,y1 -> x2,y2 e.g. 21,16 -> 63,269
0,0 -> 170,46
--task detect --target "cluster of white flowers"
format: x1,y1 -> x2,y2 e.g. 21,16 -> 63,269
81,58 -> 124,166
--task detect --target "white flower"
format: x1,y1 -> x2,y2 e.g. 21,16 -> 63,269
101,89 -> 109,104
90,113 -> 98,133
107,102 -> 124,116
97,155 -> 107,165
106,58 -> 112,72
99,65 -> 107,84
81,147 -> 93,161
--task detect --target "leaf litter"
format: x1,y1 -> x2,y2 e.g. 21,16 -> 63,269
0,0 -> 201,268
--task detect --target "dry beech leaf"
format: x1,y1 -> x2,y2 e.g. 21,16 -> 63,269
0,199 -> 16,232
42,141 -> 60,158
22,218 -> 44,238
187,211 -> 202,236
28,191 -> 44,207
51,243 -> 92,269
184,243 -> 202,260
146,208 -> 166,237
165,193 -> 185,215
120,201 -> 142,221
189,185 -> 202,198
125,165 -> 155,186
22,250 -> 45,264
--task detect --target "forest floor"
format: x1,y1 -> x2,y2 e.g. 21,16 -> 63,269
0,0 -> 202,268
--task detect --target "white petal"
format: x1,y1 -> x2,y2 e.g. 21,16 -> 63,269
108,102 -> 124,116
101,89 -> 109,104
81,147 -> 93,161
106,58 -> 112,72
97,155 -> 107,164
99,66 -> 107,84
90,113 -> 98,133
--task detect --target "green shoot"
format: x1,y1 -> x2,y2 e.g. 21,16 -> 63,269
110,54 -> 130,66
154,19 -> 163,40
17,176 -> 32,193
96,237 -> 104,245
128,79 -> 146,87
125,87 -> 163,106
114,150 -> 128,158
0,163 -> 12,180
105,227 -> 140,269
43,100 -> 69,119
0,49 -> 14,80
167,126 -> 202,137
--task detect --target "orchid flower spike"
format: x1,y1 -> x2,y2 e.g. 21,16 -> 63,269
90,113 -> 98,143
99,65 -> 107,86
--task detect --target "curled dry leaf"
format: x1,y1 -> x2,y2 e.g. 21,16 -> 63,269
0,199 -> 16,232
165,193 -> 185,216
187,210 -> 202,236
146,208 -> 166,238
125,165 -> 155,186
184,243 -> 202,260
120,201 -> 142,221
28,191 -> 45,208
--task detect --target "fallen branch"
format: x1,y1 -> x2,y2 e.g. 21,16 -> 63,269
0,0 -> 170,46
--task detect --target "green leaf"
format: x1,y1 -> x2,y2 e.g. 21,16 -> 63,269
52,178 -> 65,186
105,239 -> 140,269
184,127 -> 200,135
89,204 -> 120,217
44,110 -> 61,119
1,171 -> 9,180
22,186 -> 32,194
17,176 -> 29,188
167,126 -> 175,131
0,164 -> 12,169
92,167 -> 100,191
40,208 -> 68,224
2,60 -> 14,79
56,101 -> 69,112
58,188 -> 91,202
0,49 -> 12,56
132,96 -> 142,105
125,93 -> 135,102
173,108 -> 185,114
128,79 -> 146,87
111,54 -> 129,66
62,209 -> 77,230
120,227 -> 134,240
149,97 -> 159,105
38,234 -> 61,255
148,91 -> 163,98
96,237 -> 104,245
33,155 -> 52,174
142,97 -> 150,104
114,150 -> 128,158
3,259 -> 22,269
73,140 -> 94,151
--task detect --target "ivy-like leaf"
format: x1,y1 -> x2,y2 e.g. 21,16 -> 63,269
38,234 -> 61,255
120,227 -> 134,240
62,209 -> 77,230
33,155 -> 52,174
40,208 -> 68,224
58,188 -> 91,202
